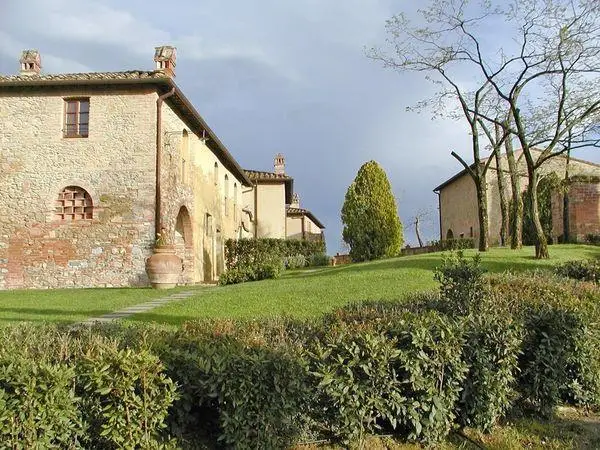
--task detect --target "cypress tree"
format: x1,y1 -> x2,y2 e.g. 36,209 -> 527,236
341,161 -> 403,261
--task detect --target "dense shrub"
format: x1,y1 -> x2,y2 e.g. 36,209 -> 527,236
309,253 -> 332,267
489,273 -> 600,412
389,312 -> 468,443
0,357 -> 83,448
151,331 -> 309,449
284,253 -> 307,269
456,314 -> 522,431
305,327 -> 404,444
555,259 -> 600,283
434,251 -> 487,315
1,266 -> 600,447
586,234 -> 600,245
219,259 -> 283,285
225,238 -> 325,270
77,341 -> 178,448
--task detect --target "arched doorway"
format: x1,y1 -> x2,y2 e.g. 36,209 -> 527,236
446,229 -> 454,240
175,206 -> 194,283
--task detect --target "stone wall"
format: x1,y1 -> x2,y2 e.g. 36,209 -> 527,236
161,101 -> 245,283
0,87 -> 157,289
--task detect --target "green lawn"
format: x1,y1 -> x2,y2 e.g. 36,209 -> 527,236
0,287 -> 188,324
125,244 -> 600,326
0,244 -> 597,325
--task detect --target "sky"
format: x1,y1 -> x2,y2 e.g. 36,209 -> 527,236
1,0 -> 598,252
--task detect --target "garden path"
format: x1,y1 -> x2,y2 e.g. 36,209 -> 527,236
73,290 -> 198,327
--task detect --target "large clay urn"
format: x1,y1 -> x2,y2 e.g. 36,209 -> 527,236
145,245 -> 183,289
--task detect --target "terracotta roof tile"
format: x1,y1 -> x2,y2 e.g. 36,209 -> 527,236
286,207 -> 325,229
0,70 -> 168,83
244,169 -> 293,181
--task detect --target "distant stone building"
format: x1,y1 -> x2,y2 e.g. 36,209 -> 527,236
242,154 -> 325,242
0,46 -> 251,289
434,149 -> 600,245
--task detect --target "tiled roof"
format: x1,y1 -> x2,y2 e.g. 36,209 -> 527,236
244,170 -> 293,181
0,70 -> 168,83
286,207 -> 325,229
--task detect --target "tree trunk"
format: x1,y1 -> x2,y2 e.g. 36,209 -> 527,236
528,169 -> 549,259
562,148 -> 571,243
494,124 -> 509,246
505,137 -> 523,249
475,178 -> 489,251
415,217 -> 424,247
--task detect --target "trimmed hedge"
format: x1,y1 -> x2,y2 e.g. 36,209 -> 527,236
225,238 -> 326,270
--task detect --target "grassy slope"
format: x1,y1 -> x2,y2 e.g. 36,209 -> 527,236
0,244 -> 597,325
126,244 -> 600,326
0,287 -> 187,324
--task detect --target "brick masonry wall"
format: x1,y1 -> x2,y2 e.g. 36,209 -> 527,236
552,181 -> 600,242
0,88 -> 157,289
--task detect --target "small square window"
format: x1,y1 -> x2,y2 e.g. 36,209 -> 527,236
64,98 -> 90,138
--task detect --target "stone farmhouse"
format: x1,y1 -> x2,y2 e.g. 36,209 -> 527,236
434,149 -> 600,245
0,47 -> 323,289
241,154 -> 325,241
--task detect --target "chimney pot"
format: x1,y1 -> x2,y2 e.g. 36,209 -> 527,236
154,45 -> 177,78
274,153 -> 285,175
291,192 -> 300,208
19,50 -> 41,76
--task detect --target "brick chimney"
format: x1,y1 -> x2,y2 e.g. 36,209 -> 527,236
19,50 -> 41,76
154,46 -> 176,78
290,192 -> 300,208
274,153 -> 285,175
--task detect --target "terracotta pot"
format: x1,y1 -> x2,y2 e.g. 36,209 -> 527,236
145,246 -> 183,289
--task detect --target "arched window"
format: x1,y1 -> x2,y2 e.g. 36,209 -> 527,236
55,186 -> 93,221
446,229 -> 454,240
224,174 -> 229,216
233,183 -> 238,222
214,162 -> 218,186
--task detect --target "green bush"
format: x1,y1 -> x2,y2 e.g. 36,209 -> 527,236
586,234 -> 600,245
555,259 -> 600,283
152,331 -> 308,449
219,259 -> 283,285
308,253 -> 331,267
434,251 -> 487,315
0,357 -> 83,448
305,327 -> 404,445
284,253 -> 307,269
456,314 -> 522,431
489,273 -> 600,413
389,312 -> 468,443
225,238 -> 325,270
77,340 -> 178,448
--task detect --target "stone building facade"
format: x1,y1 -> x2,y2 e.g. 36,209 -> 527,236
0,47 -> 250,289
434,149 -> 600,245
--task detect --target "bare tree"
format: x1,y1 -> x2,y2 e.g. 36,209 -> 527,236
412,208 -> 435,247
371,0 -> 600,258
